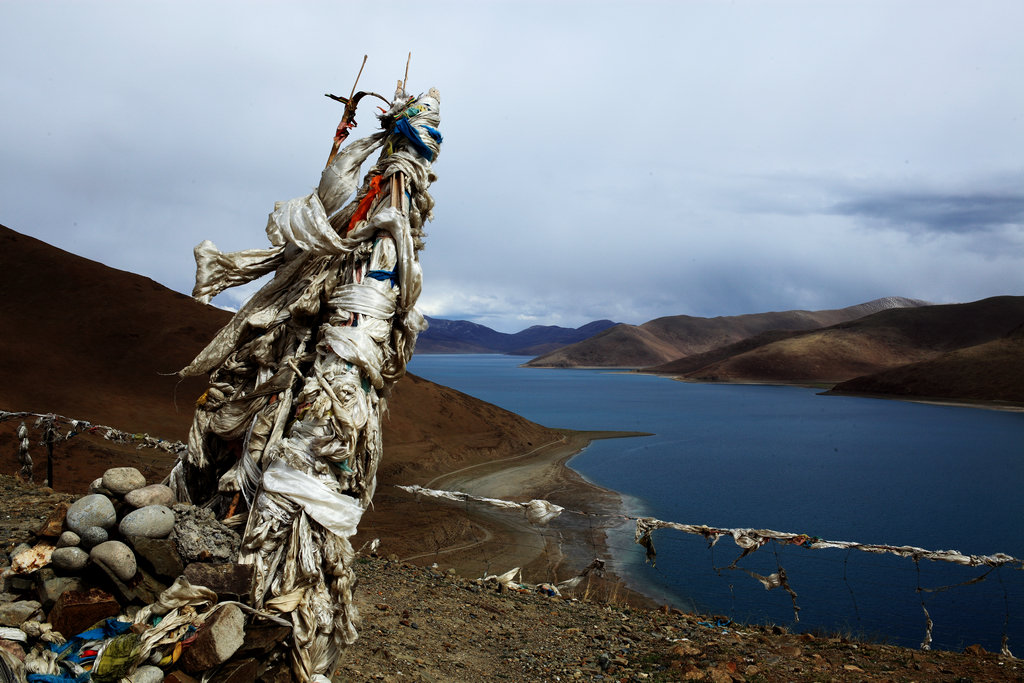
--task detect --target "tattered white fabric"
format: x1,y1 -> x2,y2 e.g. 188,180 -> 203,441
397,484 -> 565,526
0,410 -> 187,455
174,86 -> 441,683
262,459 -> 365,538
633,517 -> 1024,569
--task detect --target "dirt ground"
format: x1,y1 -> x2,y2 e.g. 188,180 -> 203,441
2,469 -> 1021,682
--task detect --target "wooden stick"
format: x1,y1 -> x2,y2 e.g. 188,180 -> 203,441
403,52 -> 411,93
350,55 -> 367,100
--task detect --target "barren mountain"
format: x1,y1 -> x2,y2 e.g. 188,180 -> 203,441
526,298 -> 929,368
668,296 -> 1024,390
829,320 -> 1024,404
418,316 -> 617,355
0,224 -> 559,493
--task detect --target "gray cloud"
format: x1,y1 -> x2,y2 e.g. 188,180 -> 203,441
2,1 -> 1023,333
830,190 -> 1024,234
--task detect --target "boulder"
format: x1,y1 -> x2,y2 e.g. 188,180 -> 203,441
128,536 -> 185,579
48,588 -> 120,638
90,541 -> 137,582
120,506 -> 175,539
101,467 -> 147,496
79,525 -> 109,548
56,531 -> 80,548
36,571 -> 87,611
51,546 -> 89,572
66,494 -> 116,534
125,484 -> 176,509
183,563 -> 253,601
181,603 -> 245,672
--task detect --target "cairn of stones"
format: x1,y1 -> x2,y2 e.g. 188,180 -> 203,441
1,467 -> 296,682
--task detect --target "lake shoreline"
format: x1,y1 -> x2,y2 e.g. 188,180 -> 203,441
404,427 -> 669,608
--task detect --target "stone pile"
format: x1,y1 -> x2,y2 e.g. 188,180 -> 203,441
0,467 -> 295,682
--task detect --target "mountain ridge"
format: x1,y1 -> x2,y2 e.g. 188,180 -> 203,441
526,297 -> 931,369
658,296 -> 1024,399
417,316 -> 618,355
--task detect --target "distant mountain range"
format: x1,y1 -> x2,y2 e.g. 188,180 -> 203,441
525,298 -> 931,368
428,296 -> 1024,407
417,317 -> 618,355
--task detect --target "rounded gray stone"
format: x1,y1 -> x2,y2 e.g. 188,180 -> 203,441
66,494 -> 116,534
79,526 -> 109,548
124,484 -> 176,509
90,541 -> 137,582
130,665 -> 165,683
51,546 -> 89,572
56,531 -> 80,548
101,467 -> 147,496
120,505 -> 175,539
88,477 -> 111,495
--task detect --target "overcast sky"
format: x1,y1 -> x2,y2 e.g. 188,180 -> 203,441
2,1 -> 1022,332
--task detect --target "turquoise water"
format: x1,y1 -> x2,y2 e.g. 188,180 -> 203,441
406,354 -> 1024,651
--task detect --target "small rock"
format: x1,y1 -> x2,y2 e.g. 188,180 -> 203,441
56,531 -> 80,549
51,547 -> 90,572
6,544 -> 31,564
34,502 -> 70,538
125,484 -> 176,509
183,563 -> 253,600
181,603 -> 245,671
128,536 -> 184,579
79,526 -> 109,548
101,467 -> 147,496
0,600 -> 42,627
48,588 -> 120,638
131,664 -> 165,683
11,543 -> 54,574
671,642 -> 701,657
36,573 -> 86,611
66,494 -> 116,534
90,541 -> 137,582
89,477 -> 111,495
120,506 -> 175,539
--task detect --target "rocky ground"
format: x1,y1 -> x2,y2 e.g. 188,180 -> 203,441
2,475 -> 1020,682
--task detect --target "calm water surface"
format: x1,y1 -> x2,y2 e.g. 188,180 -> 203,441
407,354 -> 1024,651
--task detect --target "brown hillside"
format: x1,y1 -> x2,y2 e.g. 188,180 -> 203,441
829,322 -> 1024,404
527,298 -> 928,368
648,329 -> 802,374
0,224 -> 558,493
677,296 -> 1024,386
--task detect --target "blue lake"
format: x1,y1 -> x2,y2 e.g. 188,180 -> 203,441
406,354 -> 1024,652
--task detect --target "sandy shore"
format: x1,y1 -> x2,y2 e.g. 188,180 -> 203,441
376,429 -> 657,605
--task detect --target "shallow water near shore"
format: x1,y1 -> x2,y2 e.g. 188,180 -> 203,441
407,353 -> 1024,652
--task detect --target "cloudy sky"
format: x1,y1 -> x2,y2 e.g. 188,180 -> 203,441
2,1 -> 1022,332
